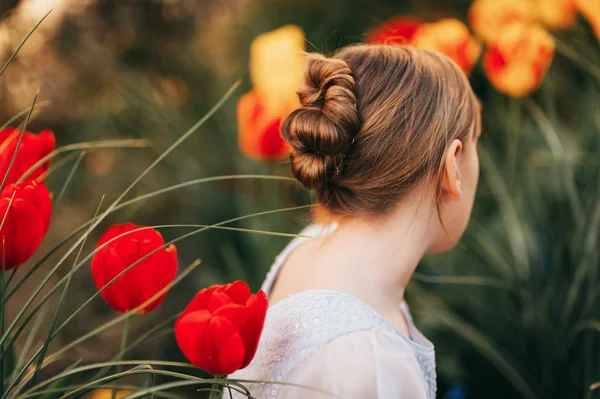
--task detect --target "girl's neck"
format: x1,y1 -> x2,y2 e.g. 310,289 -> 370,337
315,198 -> 435,310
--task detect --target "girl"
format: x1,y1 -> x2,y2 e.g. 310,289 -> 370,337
231,44 -> 481,398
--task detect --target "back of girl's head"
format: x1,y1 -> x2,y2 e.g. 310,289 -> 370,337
281,44 -> 481,217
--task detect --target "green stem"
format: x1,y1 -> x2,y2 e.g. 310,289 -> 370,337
208,378 -> 223,399
112,315 -> 131,399
506,98 -> 521,186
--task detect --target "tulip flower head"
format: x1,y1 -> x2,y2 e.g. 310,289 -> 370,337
91,223 -> 178,313
365,16 -> 421,45
238,25 -> 305,161
469,0 -> 538,43
175,281 -> 268,375
483,22 -> 555,97
538,0 -> 578,29
412,18 -> 482,74
0,179 -> 52,269
0,127 -> 55,186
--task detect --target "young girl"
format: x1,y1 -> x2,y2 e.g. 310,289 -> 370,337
230,44 -> 481,398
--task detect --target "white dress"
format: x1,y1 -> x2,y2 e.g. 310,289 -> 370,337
229,224 -> 436,399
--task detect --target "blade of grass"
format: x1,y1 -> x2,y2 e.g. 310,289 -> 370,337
0,91 -> 38,193
466,222 -> 514,277
52,151 -> 85,206
412,272 -> 508,290
526,99 -> 584,228
479,144 -> 530,278
564,199 -> 600,322
555,39 -> 600,83
38,360 -> 82,399
89,314 -> 179,383
0,10 -> 53,77
0,191 -> 17,394
36,151 -> 81,183
18,139 -> 150,183
24,360 -> 327,398
12,306 -> 47,380
6,174 -> 296,302
3,269 -> 18,294
112,315 -> 131,399
0,101 -> 51,132
30,196 -> 105,386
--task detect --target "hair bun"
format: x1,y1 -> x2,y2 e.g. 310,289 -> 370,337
281,54 -> 360,193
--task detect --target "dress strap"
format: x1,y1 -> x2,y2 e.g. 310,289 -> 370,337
260,223 -> 337,295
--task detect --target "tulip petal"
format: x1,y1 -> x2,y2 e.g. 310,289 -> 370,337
97,224 -> 135,248
175,310 -> 246,375
182,286 -> 221,315
223,280 -> 252,305
92,247 -> 131,312
237,90 -> 290,161
0,197 -> 45,268
239,290 -> 268,367
250,25 -> 305,111
136,243 -> 178,313
365,16 -> 421,45
0,129 -> 55,185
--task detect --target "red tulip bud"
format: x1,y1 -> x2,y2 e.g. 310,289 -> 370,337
0,179 -> 52,269
175,281 -> 268,375
91,223 -> 178,313
0,128 -> 55,185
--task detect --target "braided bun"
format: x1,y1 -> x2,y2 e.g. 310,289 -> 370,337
281,54 -> 360,197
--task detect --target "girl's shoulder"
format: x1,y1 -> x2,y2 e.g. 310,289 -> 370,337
231,289 -> 436,399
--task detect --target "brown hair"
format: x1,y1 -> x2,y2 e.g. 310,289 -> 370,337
281,44 -> 481,217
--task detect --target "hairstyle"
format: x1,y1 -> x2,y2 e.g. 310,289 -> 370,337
281,44 -> 481,217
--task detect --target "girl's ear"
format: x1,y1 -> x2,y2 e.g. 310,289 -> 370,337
441,139 -> 463,202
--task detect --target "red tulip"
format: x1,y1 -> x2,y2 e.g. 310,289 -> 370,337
366,16 -> 421,45
0,127 -> 55,186
0,179 -> 52,269
91,223 -> 178,313
175,281 -> 268,375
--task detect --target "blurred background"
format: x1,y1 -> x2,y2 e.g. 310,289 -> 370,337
1,0 -> 600,398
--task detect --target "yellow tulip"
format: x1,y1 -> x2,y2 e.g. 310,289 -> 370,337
537,0 -> 578,29
412,18 -> 482,74
468,0 -> 538,43
249,25 -> 305,115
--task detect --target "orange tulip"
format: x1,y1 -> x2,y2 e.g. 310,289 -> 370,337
237,90 -> 292,160
238,25 -> 305,161
469,0 -> 538,43
537,0 -> 578,29
483,23 -> 555,97
365,16 -> 421,45
577,0 -> 600,40
412,18 -> 482,74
